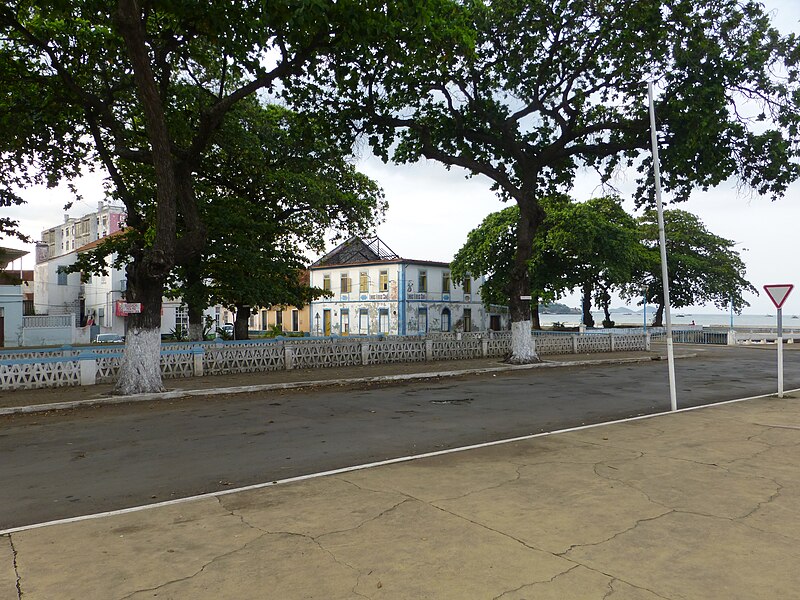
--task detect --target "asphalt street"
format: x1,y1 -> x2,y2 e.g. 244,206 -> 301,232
2,345 -> 798,530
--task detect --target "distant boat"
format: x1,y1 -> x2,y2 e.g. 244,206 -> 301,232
676,314 -> 686,317
793,315 -> 799,319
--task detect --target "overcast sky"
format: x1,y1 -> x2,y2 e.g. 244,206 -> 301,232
4,0 -> 798,314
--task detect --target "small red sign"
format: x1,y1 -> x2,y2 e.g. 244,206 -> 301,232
763,284 -> 794,309
115,301 -> 143,316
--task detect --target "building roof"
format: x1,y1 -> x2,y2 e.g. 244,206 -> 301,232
309,236 -> 450,269
0,247 -> 29,269
75,228 -> 128,253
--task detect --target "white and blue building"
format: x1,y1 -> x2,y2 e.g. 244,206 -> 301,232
308,236 -> 509,336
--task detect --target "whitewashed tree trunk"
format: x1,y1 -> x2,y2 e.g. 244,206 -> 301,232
507,320 -> 539,364
188,322 -> 204,342
114,327 -> 164,394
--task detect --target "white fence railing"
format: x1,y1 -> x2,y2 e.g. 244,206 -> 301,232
0,332 -> 650,391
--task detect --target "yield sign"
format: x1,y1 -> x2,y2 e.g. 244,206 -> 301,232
763,284 -> 794,309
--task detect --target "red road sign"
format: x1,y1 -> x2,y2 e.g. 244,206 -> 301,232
763,284 -> 794,309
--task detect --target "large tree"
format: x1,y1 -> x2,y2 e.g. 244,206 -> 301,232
174,102 -> 385,340
0,1 -> 421,393
452,195 -> 642,329
321,0 -> 800,362
622,209 -> 756,327
451,195 -> 575,329
546,196 -> 642,327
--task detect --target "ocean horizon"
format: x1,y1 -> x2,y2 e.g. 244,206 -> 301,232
539,310 -> 800,329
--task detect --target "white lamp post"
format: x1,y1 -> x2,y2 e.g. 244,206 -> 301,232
648,81 -> 678,412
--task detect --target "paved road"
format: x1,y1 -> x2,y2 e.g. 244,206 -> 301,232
2,346 -> 799,530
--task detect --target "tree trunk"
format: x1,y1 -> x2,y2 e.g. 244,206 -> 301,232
234,303 -> 251,340
600,290 -> 612,323
114,3 -> 178,394
188,301 -> 204,342
114,260 -> 165,394
581,281 -> 595,328
531,300 -> 541,330
653,303 -> 665,327
506,199 -> 544,364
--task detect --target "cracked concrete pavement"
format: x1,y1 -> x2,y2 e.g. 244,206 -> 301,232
3,392 -> 799,599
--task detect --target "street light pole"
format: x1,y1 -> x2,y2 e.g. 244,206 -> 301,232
648,81 -> 678,412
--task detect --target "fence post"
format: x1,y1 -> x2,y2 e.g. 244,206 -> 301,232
727,330 -> 737,346
191,346 -> 204,377
285,344 -> 294,370
425,338 -> 433,362
646,333 -> 651,351
361,342 -> 370,366
571,335 -> 578,354
481,338 -> 488,358
78,353 -> 97,386
610,333 -> 615,352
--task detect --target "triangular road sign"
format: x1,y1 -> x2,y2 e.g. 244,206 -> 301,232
763,284 -> 794,309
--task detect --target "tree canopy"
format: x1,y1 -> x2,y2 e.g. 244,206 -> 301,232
452,195 -> 642,328
0,0 -> 421,392
316,0 -> 800,361
621,209 -> 756,326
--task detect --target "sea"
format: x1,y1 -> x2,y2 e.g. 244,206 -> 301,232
538,310 -> 800,330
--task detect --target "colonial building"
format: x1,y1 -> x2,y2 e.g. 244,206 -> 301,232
217,271 -> 312,335
39,201 -> 126,260
308,236 -> 508,336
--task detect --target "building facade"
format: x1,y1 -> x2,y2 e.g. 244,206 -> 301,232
218,304 -> 311,335
39,202 -> 126,261
308,237 -> 509,336
33,238 -> 212,341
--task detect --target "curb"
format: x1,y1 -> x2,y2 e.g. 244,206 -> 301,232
0,353 -> 696,416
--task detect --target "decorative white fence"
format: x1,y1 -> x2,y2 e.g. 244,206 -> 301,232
0,331 -> 650,391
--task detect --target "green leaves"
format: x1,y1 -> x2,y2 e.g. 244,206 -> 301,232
623,209 -> 755,313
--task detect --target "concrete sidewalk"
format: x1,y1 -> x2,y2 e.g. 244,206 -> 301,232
3,391 -> 799,599
0,349 -> 678,414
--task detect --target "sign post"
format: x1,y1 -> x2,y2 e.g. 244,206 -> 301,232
763,284 -> 794,398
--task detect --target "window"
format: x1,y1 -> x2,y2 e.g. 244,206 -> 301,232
341,309 -> 350,334
442,272 -> 451,293
340,273 -> 351,293
463,308 -> 472,332
292,309 -> 299,332
418,270 -> 427,292
261,310 -> 268,330
359,308 -> 369,334
57,270 -> 68,286
323,274 -> 331,291
418,308 -> 427,333
441,308 -> 451,332
359,271 -> 368,293
379,270 -> 388,291
276,309 -> 283,328
175,306 -> 189,335
463,276 -> 471,294
378,308 -> 389,333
